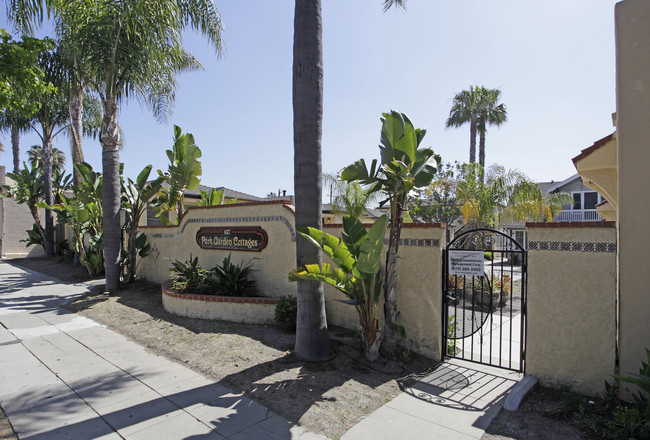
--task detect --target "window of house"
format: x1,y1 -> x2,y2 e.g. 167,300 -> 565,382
146,204 -> 162,226
584,192 -> 598,210
572,191 -> 601,210
572,193 -> 582,210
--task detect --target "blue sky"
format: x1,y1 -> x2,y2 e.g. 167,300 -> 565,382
1,0 -> 618,198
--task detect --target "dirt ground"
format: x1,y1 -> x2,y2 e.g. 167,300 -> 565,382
4,257 -> 617,439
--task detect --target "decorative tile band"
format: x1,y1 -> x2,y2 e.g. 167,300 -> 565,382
383,238 -> 441,247
147,215 -> 296,242
527,241 -> 616,253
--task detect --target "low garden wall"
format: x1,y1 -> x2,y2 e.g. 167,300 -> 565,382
525,222 -> 617,396
138,201 -> 445,360
161,280 -> 279,324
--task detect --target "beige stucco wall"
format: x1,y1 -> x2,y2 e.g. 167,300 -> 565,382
138,201 -> 298,298
526,224 -> 617,396
162,291 -> 278,324
138,202 -> 445,360
616,0 -> 650,385
1,199 -> 46,258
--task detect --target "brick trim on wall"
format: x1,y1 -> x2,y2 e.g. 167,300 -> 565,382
161,280 -> 280,305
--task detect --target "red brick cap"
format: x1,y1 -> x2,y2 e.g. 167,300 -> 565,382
525,221 -> 616,228
161,280 -> 280,304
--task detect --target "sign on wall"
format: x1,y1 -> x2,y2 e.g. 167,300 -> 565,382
448,250 -> 485,276
196,226 -> 268,252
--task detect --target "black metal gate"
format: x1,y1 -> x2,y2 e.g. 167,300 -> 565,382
442,228 -> 527,372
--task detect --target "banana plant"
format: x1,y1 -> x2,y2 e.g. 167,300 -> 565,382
197,188 -> 237,206
341,111 -> 440,354
121,164 -> 165,282
156,125 -> 202,224
289,214 -> 388,362
48,194 -> 96,276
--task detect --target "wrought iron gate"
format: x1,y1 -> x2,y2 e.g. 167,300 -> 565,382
442,228 -> 527,372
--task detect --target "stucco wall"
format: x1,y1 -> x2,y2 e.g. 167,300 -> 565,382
526,222 -> 617,396
1,199 -> 45,258
138,202 -> 445,360
616,0 -> 650,385
139,201 -> 298,298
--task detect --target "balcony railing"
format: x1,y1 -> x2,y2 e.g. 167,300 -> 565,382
554,209 -> 603,222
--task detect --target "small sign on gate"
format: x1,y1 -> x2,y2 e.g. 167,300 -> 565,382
448,250 -> 485,276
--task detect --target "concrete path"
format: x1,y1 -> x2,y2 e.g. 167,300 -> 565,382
342,359 -> 521,440
0,261 -> 326,440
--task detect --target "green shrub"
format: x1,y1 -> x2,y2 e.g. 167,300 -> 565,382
483,251 -> 493,261
212,253 -> 256,297
275,295 -> 297,331
170,255 -> 216,294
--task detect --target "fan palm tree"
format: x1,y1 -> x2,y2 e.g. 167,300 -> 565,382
476,88 -> 507,169
0,109 -> 31,173
27,144 -> 66,174
292,0 -> 406,362
447,86 -> 507,168
446,86 -> 481,164
53,0 -> 223,293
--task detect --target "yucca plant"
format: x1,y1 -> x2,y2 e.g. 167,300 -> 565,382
170,255 -> 216,295
290,214 -> 389,362
213,254 -> 256,297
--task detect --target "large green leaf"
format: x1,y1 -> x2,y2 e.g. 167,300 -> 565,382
288,264 -> 354,295
297,226 -> 356,274
381,111 -> 405,148
393,121 -> 417,163
341,158 -> 371,182
357,215 -> 388,275
136,164 -> 153,190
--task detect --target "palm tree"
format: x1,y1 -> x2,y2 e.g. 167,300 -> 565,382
29,47 -> 70,256
292,0 -> 406,362
446,86 -> 507,168
324,173 -> 378,221
476,88 -> 507,169
27,144 -> 66,174
53,0 -> 223,293
0,109 -> 31,173
446,86 -> 481,164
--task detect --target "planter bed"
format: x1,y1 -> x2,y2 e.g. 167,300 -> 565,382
161,280 -> 280,324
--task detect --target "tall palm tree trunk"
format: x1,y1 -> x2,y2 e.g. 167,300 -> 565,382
478,124 -> 486,169
42,134 -> 54,256
469,118 -> 477,164
11,126 -> 20,173
69,86 -> 85,185
100,95 -> 121,293
292,0 -> 330,362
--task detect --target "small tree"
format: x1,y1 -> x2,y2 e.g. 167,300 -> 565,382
290,215 -> 389,361
341,111 -> 440,354
457,163 -> 571,228
411,161 -> 463,225
324,172 -> 378,221
197,188 -> 236,206
121,164 -> 164,282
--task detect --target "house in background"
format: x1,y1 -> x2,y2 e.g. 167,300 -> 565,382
540,173 -> 607,222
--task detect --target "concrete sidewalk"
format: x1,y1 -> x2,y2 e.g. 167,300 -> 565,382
0,260 -> 521,440
0,261 -> 326,440
342,359 -> 521,440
